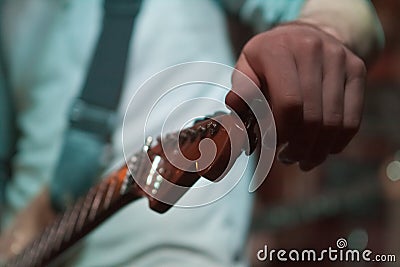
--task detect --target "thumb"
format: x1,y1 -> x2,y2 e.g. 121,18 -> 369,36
225,52 -> 262,115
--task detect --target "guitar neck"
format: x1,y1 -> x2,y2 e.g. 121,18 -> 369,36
5,112 -> 246,267
6,165 -> 143,267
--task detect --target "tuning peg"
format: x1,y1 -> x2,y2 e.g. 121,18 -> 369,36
179,131 -> 188,144
197,126 -> 207,138
187,128 -> 197,141
206,122 -> 219,136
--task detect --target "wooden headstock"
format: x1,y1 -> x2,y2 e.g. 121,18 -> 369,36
124,112 -> 248,213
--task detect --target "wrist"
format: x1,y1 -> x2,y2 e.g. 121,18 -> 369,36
297,0 -> 384,62
296,17 -> 348,46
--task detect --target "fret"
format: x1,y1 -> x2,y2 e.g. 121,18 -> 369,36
53,209 -> 70,252
13,223 -> 47,267
35,226 -> 52,265
28,224 -> 52,266
26,237 -> 40,265
13,247 -> 26,267
103,174 -> 119,210
75,187 -> 97,232
63,198 -> 83,243
43,217 -> 63,260
88,178 -> 109,222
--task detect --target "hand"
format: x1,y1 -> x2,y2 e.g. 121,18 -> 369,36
226,22 -> 367,171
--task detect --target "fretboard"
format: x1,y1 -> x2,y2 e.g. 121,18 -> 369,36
5,164 -> 143,267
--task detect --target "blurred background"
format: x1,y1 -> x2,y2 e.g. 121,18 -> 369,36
241,1 -> 400,266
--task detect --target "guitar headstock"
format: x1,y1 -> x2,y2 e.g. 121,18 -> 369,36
123,112 -> 248,213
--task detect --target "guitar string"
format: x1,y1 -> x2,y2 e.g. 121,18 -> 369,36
10,157 -> 144,267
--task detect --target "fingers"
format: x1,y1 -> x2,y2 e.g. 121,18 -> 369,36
299,44 -> 346,170
296,45 -> 366,170
277,27 -> 365,171
297,46 -> 365,171
227,23 -> 367,171
227,36 -> 304,145
259,41 -> 303,144
279,34 -> 323,163
331,55 -> 366,153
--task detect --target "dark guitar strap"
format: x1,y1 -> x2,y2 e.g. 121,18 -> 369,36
0,17 -> 17,231
50,0 -> 143,211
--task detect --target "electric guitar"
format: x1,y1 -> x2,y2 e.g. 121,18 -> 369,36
3,112 -> 257,267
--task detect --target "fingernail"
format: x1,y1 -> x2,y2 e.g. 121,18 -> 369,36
277,143 -> 297,164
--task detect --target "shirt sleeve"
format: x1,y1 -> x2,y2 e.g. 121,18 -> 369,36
366,0 -> 385,49
219,0 -> 384,48
0,47 -> 16,200
219,0 -> 305,32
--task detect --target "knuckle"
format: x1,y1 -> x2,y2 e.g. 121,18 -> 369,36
245,33 -> 262,46
242,40 -> 257,57
347,57 -> 367,78
326,45 -> 346,61
300,35 -> 323,52
243,34 -> 265,55
244,33 -> 289,58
